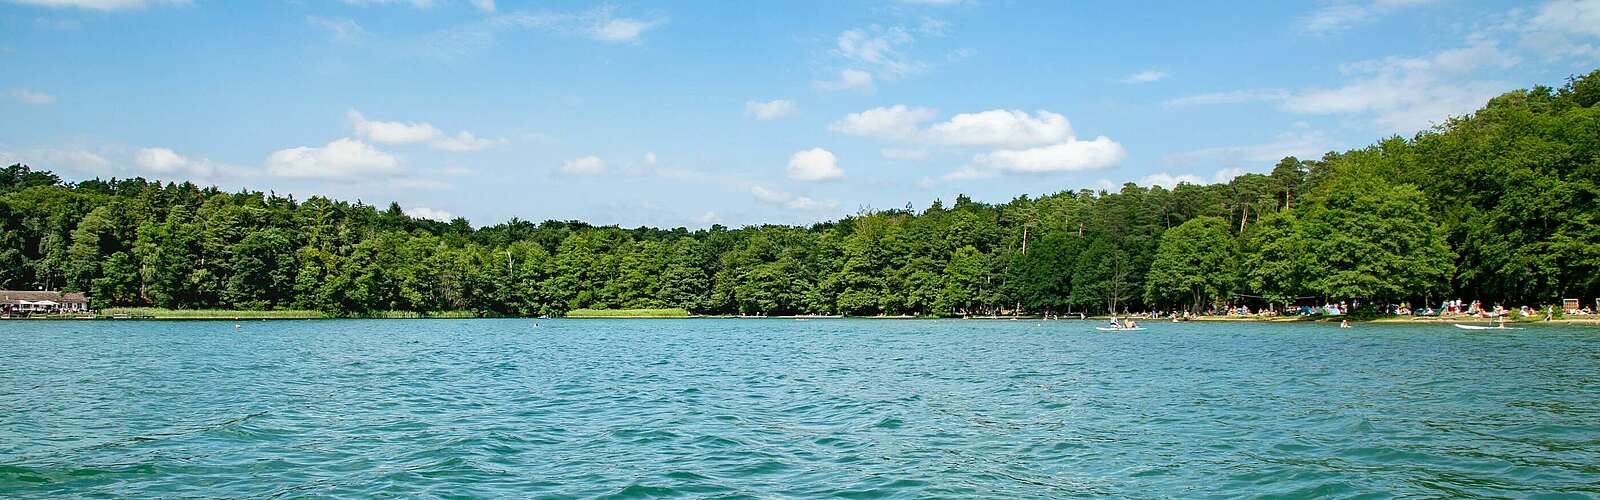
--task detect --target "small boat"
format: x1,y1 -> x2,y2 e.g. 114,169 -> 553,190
1095,327 -> 1147,331
1453,323 -> 1522,330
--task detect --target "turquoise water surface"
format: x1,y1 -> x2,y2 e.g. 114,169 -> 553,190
2,319 -> 1597,497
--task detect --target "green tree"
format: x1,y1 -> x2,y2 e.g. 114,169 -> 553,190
1145,216 -> 1238,313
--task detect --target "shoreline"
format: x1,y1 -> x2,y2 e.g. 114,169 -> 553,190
9,310 -> 1600,325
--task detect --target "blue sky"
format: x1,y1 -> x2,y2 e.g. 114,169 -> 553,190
2,0 -> 1598,227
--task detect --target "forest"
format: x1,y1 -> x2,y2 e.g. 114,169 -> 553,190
3,71 -> 1598,317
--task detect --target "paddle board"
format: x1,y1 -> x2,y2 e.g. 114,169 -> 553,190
1453,323 -> 1522,330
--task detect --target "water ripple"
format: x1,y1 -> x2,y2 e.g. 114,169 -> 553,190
1,319 -> 1598,497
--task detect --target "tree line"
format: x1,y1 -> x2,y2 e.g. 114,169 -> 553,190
3,70 -> 1597,317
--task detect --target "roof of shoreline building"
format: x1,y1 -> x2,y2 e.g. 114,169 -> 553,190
0,291 -> 89,303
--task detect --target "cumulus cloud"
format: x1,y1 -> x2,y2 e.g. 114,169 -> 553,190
926,109 -> 1072,147
404,206 -> 454,221
786,148 -> 843,181
832,105 -> 1124,179
828,105 -> 937,141
1120,69 -> 1169,83
347,109 -> 503,151
1139,168 -> 1251,189
751,186 -> 839,211
1138,172 -> 1207,189
8,88 -> 56,105
348,110 -> 441,144
970,136 -> 1127,174
561,155 -> 607,176
133,147 -> 224,178
831,106 -> 1072,147
813,68 -> 875,91
744,99 -> 797,120
265,138 -> 400,180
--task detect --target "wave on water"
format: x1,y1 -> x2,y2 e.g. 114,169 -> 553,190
1,319 -> 1598,497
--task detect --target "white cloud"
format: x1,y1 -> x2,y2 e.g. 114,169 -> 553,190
971,136 -> 1127,174
1120,69 -> 1169,83
1518,0 -> 1600,60
786,148 -> 844,181
834,105 -> 1124,180
591,18 -> 658,42
814,68 -> 875,91
2,0 -> 186,10
750,185 -> 789,204
348,109 -> 441,144
692,211 -> 722,225
1282,41 -> 1518,131
441,165 -> 474,176
1163,131 -> 1337,167
561,155 -> 607,176
431,131 -> 504,152
926,109 -> 1072,147
133,147 -> 218,178
1139,168 -> 1251,189
644,152 -> 657,165
1164,89 -> 1290,107
836,26 -> 920,79
1529,0 -> 1600,37
347,109 -> 504,151
7,88 -> 56,105
419,7 -> 665,57
469,0 -> 494,13
1169,41 -> 1520,132
1212,167 -> 1247,184
828,105 -> 936,140
881,148 -> 929,161
31,148 -> 111,174
1138,172 -> 1207,189
832,106 -> 1072,147
265,138 -> 400,180
751,186 -> 839,211
744,99 -> 797,120
134,147 -> 186,171
404,206 -> 454,221
1301,0 -> 1438,35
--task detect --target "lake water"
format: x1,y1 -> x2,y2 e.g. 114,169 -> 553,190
1,319 -> 1597,497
